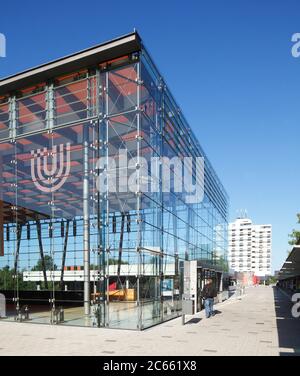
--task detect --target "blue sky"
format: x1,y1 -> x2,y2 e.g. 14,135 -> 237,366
0,0 -> 299,272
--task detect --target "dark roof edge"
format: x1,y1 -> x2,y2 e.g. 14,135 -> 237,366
0,31 -> 141,95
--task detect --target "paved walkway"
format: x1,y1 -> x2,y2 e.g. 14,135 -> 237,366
0,285 -> 299,356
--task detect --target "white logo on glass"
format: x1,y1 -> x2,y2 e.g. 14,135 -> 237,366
31,143 -> 71,193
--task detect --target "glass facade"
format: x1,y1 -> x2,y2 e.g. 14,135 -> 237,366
0,37 -> 228,329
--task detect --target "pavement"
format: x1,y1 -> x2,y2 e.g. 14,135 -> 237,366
0,285 -> 299,356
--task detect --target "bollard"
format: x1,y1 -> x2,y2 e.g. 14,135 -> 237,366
24,305 -> 29,320
51,306 -> 64,324
59,307 -> 64,323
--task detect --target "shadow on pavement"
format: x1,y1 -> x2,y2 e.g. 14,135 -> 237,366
186,317 -> 202,324
214,310 -> 222,315
273,287 -> 300,356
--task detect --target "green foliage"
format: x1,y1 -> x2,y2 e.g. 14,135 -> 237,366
90,258 -> 129,268
0,265 -> 14,290
0,265 -> 36,290
288,213 -> 300,246
266,275 -> 277,284
211,251 -> 228,272
288,230 -> 300,246
0,255 -> 57,291
216,255 -> 229,272
31,255 -> 57,271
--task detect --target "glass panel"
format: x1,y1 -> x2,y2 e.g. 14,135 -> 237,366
101,64 -> 140,329
139,248 -> 162,329
0,101 -> 10,140
17,91 -> 47,135
49,122 -> 94,326
54,75 -> 89,126
107,64 -> 138,115
0,141 -> 16,318
16,132 -> 53,323
162,254 -> 182,321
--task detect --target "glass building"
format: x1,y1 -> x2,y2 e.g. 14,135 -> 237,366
0,32 -> 228,329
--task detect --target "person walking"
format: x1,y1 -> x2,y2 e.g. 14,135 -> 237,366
202,278 -> 217,318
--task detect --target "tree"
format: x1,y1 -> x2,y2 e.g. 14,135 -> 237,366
90,258 -> 129,268
288,213 -> 300,246
31,255 -> 57,271
0,265 -> 36,291
267,275 -> 278,284
0,265 -> 14,290
217,255 -> 229,272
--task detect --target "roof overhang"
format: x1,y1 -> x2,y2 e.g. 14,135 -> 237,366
0,31 -> 141,96
278,245 -> 300,280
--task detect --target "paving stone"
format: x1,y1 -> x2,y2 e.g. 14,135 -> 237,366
0,286 -> 298,356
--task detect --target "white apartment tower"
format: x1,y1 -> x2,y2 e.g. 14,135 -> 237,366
228,218 -> 272,277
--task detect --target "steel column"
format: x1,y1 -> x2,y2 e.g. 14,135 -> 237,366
36,220 -> 49,289
60,219 -> 70,290
83,124 -> 90,316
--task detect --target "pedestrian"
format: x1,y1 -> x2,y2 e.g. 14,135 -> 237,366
202,278 -> 217,318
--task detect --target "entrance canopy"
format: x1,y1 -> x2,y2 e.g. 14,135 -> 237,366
277,246 -> 300,280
